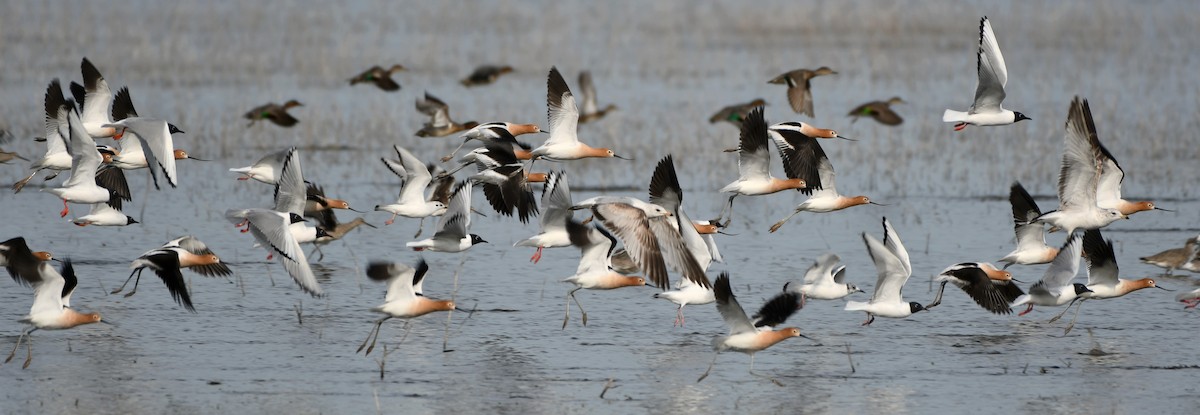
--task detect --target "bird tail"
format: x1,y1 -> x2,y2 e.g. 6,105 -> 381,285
844,300 -> 870,311
942,109 -> 968,123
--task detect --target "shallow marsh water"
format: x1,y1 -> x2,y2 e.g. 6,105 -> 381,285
1,1 -> 1199,414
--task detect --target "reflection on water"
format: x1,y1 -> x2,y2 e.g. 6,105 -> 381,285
2,0 -> 1200,413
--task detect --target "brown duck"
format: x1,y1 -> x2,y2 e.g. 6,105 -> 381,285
349,64 -> 405,91
245,100 -> 302,127
848,97 -> 905,126
768,67 -> 836,117
460,65 -> 513,87
415,92 -> 478,137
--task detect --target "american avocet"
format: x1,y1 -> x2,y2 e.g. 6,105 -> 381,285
304,182 -> 364,218
943,17 -> 1030,130
1093,127 -> 1170,218
45,103 -> 108,218
925,262 -> 1022,314
1010,234 -> 1091,317
845,218 -> 926,325
375,145 -> 448,234
717,107 -> 806,226
530,67 -> 629,161
767,122 -> 878,233
1080,230 -> 1168,301
415,92 -> 478,137
71,188 -> 138,227
460,65 -> 513,87
647,155 -> 720,326
768,67 -> 836,117
406,181 -> 487,253
0,237 -> 53,274
577,71 -> 617,123
112,237 -> 228,312
999,182 -> 1058,268
244,100 -> 302,127
784,253 -> 863,304
442,121 -> 541,162
5,259 -> 105,369
709,98 -> 767,125
357,259 -> 461,354
229,147 -> 292,184
12,80 -> 72,193
78,58 -> 121,139
349,64 -> 405,91
310,208 -> 376,260
1048,230 -> 1170,329
561,221 -> 647,328
467,142 -> 539,223
571,195 -> 711,290
697,272 -> 804,385
515,170 -> 574,263
1176,288 -> 1200,309
1139,236 -> 1200,276
1047,230 -> 1171,333
1032,98 -> 1127,234
848,97 -> 905,126
226,208 -> 324,297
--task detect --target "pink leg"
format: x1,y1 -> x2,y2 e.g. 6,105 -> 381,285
1184,299 -> 1200,309
954,123 -> 968,131
237,177 -> 249,181
59,199 -> 70,217
385,213 -> 397,226
1018,304 -> 1034,316
531,246 -> 544,263
860,313 -> 874,326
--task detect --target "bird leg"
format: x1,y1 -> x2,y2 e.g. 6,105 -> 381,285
384,212 -> 398,226
768,209 -> 801,233
111,268 -> 144,296
12,170 -> 38,193
1048,298 -> 1081,323
413,218 -> 425,238
59,199 -> 70,218
1018,304 -> 1034,317
1062,300 -> 1086,335
717,194 -> 738,228
674,305 -> 685,327
5,327 -> 29,364
953,122 -> 968,131
442,140 -> 470,163
696,353 -> 719,383
747,354 -> 784,387
530,246 -> 544,263
1183,298 -> 1200,309
925,282 -> 949,310
21,334 -> 32,369
357,317 -> 389,355
860,313 -> 875,326
563,287 -> 587,329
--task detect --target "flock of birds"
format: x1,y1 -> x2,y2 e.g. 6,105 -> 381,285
2,16 -> 1199,384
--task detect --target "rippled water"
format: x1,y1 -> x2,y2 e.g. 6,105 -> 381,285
2,1 -> 1200,414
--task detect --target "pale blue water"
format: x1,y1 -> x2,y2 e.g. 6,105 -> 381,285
2,1 -> 1199,414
